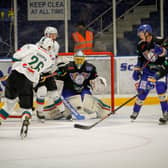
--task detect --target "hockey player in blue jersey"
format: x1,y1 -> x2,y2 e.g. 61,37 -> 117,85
130,24 -> 168,124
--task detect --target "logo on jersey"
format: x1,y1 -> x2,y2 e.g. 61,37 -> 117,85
86,65 -> 93,71
143,50 -> 158,62
70,72 -> 90,85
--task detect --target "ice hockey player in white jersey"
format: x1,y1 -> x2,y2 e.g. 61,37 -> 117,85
0,37 -> 53,137
35,26 -> 67,122
56,50 -> 111,119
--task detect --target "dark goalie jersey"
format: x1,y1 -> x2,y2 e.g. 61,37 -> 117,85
57,61 -> 97,92
136,36 -> 168,77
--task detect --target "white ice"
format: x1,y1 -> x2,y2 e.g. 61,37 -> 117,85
0,105 -> 168,168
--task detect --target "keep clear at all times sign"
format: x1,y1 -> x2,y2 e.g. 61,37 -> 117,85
27,0 -> 71,20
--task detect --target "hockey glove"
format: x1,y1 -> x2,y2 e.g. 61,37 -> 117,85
153,45 -> 163,56
90,76 -> 107,93
0,70 -> 8,82
0,70 -> 4,77
39,73 -> 50,83
132,70 -> 141,81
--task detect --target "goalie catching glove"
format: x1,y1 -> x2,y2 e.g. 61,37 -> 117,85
90,76 -> 107,93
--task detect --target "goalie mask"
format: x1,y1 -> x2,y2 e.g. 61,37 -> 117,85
74,51 -> 86,69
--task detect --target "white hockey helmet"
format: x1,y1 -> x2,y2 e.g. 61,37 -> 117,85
40,37 -> 53,50
44,26 -> 58,36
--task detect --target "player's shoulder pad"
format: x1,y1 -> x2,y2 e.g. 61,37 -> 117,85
85,62 -> 96,71
67,61 -> 76,70
36,36 -> 45,46
53,40 -> 60,47
154,36 -> 168,49
137,40 -> 144,45
153,36 -> 165,45
137,40 -> 148,51
53,41 -> 60,53
21,44 -> 37,51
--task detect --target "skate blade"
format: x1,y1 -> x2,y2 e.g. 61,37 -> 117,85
131,119 -> 135,122
159,121 -> 167,125
20,128 -> 28,139
38,119 -> 45,123
159,118 -> 168,125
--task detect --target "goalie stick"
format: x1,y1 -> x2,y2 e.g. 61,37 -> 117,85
61,96 -> 85,120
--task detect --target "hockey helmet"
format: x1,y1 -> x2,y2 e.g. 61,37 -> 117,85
40,37 -> 53,51
137,24 -> 152,34
74,50 -> 86,69
44,26 -> 58,36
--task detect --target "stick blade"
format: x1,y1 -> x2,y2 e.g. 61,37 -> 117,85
74,123 -> 92,130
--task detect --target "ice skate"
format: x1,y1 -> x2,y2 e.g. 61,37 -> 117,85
20,115 -> 30,139
130,112 -> 139,121
159,112 -> 168,125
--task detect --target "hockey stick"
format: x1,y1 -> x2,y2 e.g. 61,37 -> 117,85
74,94 -> 138,129
40,72 -> 67,82
0,71 -> 59,83
61,96 -> 85,120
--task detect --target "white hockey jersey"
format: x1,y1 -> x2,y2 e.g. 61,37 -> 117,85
36,36 -> 60,73
12,44 -> 53,83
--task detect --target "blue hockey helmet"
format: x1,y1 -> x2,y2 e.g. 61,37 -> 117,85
137,24 -> 152,34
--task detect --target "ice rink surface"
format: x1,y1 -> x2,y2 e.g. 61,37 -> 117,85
0,105 -> 168,168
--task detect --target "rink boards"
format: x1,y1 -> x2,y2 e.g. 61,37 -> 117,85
0,57 -> 165,107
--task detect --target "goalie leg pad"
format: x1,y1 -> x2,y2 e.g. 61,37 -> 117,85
42,90 -> 65,119
0,98 -> 17,119
44,107 -> 64,120
48,90 -> 65,113
83,94 -> 111,118
62,95 -> 84,118
83,94 -> 98,114
43,90 -> 59,113
36,86 -> 47,99
36,86 -> 47,111
47,90 -> 59,100
67,95 -> 83,114
54,97 -> 65,112
95,98 -> 111,118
